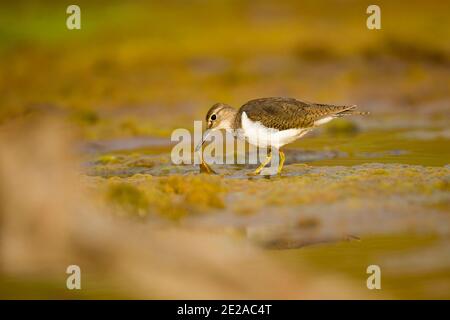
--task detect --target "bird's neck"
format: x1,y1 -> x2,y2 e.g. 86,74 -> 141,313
222,108 -> 239,130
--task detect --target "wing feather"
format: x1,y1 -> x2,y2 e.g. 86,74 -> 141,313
235,97 -> 356,130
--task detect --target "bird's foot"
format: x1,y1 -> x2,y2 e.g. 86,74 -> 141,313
247,152 -> 273,176
199,160 -> 217,174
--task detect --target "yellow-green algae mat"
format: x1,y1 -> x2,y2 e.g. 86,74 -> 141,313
81,125 -> 450,299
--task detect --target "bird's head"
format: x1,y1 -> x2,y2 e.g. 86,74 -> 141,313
205,103 -> 236,130
195,103 -> 236,152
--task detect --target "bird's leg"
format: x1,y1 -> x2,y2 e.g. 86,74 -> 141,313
199,159 -> 216,174
248,149 -> 272,176
277,149 -> 285,174
198,151 -> 217,174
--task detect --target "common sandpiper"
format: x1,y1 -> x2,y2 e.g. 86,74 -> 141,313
196,97 -> 367,175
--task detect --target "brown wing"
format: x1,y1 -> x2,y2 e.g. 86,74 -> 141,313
236,97 -> 356,130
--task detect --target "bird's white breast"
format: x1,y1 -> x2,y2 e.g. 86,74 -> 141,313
240,112 -> 309,149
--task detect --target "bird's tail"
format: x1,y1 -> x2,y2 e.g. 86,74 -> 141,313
335,105 -> 370,117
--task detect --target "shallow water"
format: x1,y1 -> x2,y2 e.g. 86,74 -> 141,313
83,127 -> 450,175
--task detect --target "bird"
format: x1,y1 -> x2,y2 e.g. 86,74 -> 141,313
196,97 -> 368,175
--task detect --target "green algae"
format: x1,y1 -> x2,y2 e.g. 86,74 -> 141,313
159,175 -> 225,210
96,154 -> 123,165
89,162 -> 449,227
107,183 -> 150,217
85,129 -> 450,218
100,174 -> 226,220
228,164 -> 449,209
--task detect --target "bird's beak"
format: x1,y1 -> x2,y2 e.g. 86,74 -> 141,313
195,129 -> 211,152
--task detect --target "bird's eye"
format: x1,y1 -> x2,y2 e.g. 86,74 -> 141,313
210,114 -> 217,121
